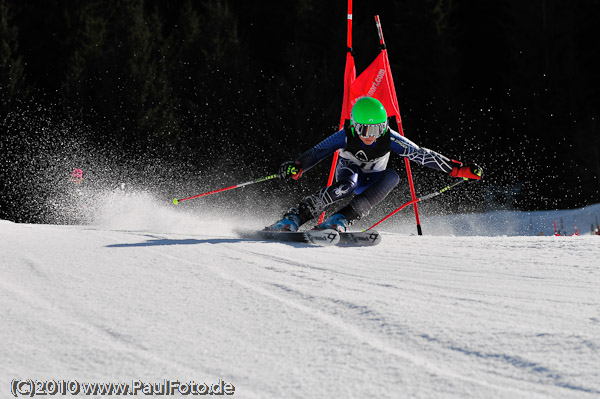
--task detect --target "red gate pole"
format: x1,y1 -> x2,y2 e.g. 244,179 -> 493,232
375,15 -> 423,235
319,0 -> 355,224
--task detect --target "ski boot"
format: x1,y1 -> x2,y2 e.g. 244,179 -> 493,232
314,213 -> 348,232
264,197 -> 322,232
264,213 -> 301,232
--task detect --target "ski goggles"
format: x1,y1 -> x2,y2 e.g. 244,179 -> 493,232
353,122 -> 388,138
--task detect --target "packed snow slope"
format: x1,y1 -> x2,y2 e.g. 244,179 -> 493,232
1,194 -> 599,399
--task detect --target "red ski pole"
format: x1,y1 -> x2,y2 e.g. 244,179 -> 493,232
366,179 -> 468,230
172,174 -> 279,205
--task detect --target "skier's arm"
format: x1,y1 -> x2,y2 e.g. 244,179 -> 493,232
390,130 -> 482,179
390,130 -> 454,172
296,130 -> 347,173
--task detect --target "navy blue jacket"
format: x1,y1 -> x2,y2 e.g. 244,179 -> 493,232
296,128 -> 453,174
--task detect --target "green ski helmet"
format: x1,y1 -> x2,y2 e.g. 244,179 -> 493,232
350,97 -> 388,138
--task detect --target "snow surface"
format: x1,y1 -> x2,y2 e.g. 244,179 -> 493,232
1,191 -> 599,399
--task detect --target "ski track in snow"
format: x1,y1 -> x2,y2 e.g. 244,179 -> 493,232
1,216 -> 599,399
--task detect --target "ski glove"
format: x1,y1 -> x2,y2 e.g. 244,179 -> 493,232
279,161 -> 303,180
449,161 -> 483,180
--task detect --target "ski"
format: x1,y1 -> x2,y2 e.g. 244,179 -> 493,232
338,230 -> 381,246
238,229 -> 379,246
257,229 -> 340,246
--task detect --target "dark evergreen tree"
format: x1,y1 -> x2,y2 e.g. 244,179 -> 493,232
502,0 -> 600,208
0,0 -> 26,105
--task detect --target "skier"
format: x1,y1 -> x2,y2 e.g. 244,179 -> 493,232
265,97 -> 483,232
71,168 -> 84,184
50,168 -> 87,224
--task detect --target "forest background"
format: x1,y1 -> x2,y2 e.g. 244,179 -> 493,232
1,0 -> 599,223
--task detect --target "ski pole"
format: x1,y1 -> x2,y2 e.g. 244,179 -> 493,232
366,178 -> 468,230
172,174 -> 279,205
